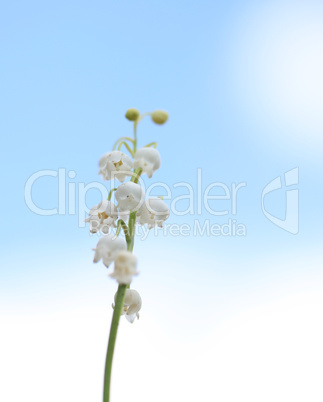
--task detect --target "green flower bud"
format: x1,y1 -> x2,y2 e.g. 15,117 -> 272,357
151,110 -> 168,125
125,108 -> 140,121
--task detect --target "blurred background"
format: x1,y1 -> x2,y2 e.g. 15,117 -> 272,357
1,0 -> 322,401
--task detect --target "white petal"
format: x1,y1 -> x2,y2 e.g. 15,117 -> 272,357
93,248 -> 101,263
125,313 -> 137,323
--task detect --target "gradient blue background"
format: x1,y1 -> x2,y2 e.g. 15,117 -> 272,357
1,1 -> 322,401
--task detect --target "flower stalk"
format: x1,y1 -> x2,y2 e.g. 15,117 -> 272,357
102,170 -> 141,401
86,108 -> 169,402
103,283 -> 127,402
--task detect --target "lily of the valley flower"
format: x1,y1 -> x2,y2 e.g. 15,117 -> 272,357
138,198 -> 170,228
93,234 -> 127,268
85,200 -> 118,234
99,151 -> 133,182
113,289 -> 142,323
115,182 -> 145,214
134,147 -> 161,178
109,250 -> 139,284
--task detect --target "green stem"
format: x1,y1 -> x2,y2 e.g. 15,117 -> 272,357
130,167 -> 143,184
103,284 -> 127,402
117,141 -> 135,157
128,211 -> 137,251
103,168 -> 143,401
117,219 -> 132,248
115,220 -> 122,236
138,112 -> 151,122
107,188 -> 117,201
144,142 -> 158,148
112,137 -> 134,150
133,121 -> 138,154
133,112 -> 151,154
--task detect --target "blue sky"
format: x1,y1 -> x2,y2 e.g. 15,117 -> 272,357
1,1 -> 323,401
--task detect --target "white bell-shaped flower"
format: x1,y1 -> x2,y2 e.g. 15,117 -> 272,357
138,198 -> 170,229
115,182 -> 145,214
109,250 -> 139,284
85,200 -> 118,234
93,234 -> 127,268
99,151 -> 133,182
113,289 -> 142,323
134,147 -> 161,178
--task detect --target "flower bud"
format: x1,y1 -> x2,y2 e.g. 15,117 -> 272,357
125,108 -> 140,121
151,110 -> 168,125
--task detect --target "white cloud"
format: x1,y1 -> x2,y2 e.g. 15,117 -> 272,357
231,2 -> 323,150
2,292 -> 322,402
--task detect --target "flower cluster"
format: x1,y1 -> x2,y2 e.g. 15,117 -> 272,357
86,108 -> 169,323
